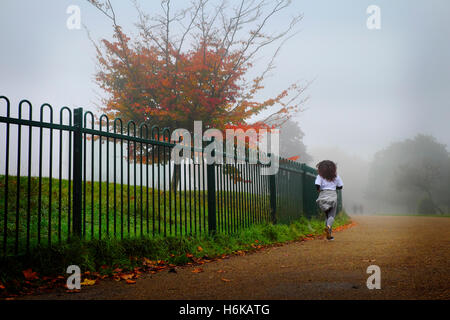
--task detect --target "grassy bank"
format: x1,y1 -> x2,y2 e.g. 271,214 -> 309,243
0,211 -> 351,294
0,175 -> 270,254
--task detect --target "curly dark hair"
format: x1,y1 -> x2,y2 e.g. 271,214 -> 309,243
316,160 -> 337,181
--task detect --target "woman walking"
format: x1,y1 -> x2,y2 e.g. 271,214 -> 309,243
315,160 -> 343,241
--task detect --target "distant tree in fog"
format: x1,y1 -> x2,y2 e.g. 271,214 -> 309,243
367,134 -> 450,214
278,119 -> 312,163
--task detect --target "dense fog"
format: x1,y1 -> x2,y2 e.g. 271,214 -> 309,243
303,135 -> 450,215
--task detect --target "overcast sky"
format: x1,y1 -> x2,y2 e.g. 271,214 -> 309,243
1,0 -> 449,161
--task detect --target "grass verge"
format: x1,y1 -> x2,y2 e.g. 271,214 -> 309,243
0,211 -> 351,296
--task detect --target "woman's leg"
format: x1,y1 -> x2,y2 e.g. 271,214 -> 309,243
325,208 -> 331,227
326,204 -> 337,228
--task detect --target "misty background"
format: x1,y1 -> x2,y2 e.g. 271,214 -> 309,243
1,0 -> 449,214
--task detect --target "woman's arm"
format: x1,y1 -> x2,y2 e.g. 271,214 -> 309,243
315,175 -> 321,193
336,176 -> 344,190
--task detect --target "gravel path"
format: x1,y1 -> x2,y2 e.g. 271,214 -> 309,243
24,215 -> 450,300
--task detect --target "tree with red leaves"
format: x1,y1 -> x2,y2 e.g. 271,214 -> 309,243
88,0 -> 309,188
88,0 -> 308,133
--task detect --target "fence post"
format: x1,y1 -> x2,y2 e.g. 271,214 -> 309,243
206,138 -> 217,234
337,189 -> 343,213
267,153 -> 277,224
301,164 -> 308,217
72,107 -> 83,238
269,171 -> 277,224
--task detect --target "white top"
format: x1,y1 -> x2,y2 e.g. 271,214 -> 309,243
315,175 -> 344,191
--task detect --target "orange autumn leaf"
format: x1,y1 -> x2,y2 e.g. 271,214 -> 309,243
65,289 -> 81,294
120,274 -> 134,280
192,268 -> 204,273
197,246 -> 203,252
126,279 -> 136,285
221,278 -> 231,282
142,258 -> 154,266
80,278 -> 96,286
22,269 -> 39,281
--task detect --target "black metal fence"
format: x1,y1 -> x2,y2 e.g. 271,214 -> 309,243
0,96 -> 342,256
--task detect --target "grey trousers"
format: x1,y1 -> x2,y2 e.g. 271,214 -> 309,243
316,190 -> 338,228
326,203 -> 337,228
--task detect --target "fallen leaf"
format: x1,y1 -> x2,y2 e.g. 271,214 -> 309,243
80,278 -> 96,286
221,278 -> 231,282
22,268 -> 39,281
142,258 -> 153,265
65,289 -> 81,293
197,246 -> 203,252
120,274 -> 134,280
126,280 -> 136,284
192,268 -> 204,273
217,270 -> 225,273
